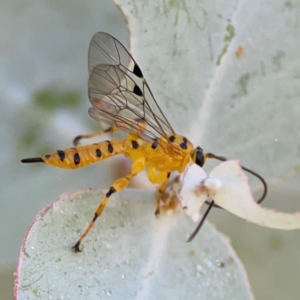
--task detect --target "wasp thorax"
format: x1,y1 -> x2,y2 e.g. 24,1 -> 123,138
168,135 -> 194,152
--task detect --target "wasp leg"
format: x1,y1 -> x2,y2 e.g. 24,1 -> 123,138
147,167 -> 171,216
155,172 -> 171,216
72,157 -> 146,252
73,126 -> 119,146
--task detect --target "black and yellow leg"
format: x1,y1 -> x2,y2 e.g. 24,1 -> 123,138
155,172 -> 170,216
73,126 -> 119,146
72,157 -> 146,252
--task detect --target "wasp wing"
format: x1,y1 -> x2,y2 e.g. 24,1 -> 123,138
88,63 -> 174,143
89,32 -> 133,75
88,32 -> 174,140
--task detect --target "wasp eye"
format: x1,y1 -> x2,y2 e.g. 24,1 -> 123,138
193,147 -> 205,167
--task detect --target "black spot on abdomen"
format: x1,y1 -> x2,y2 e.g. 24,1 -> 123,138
74,153 -> 80,165
107,141 -> 114,153
96,149 -> 102,157
57,150 -> 65,161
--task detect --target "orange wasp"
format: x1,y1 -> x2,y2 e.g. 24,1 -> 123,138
22,32 -> 267,251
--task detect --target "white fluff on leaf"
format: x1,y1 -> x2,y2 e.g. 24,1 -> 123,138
179,161 -> 300,230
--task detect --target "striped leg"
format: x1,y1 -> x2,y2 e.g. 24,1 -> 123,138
73,157 -> 146,252
155,172 -> 171,216
73,126 -> 119,146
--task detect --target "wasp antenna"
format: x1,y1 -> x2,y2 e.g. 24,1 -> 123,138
73,135 -> 82,146
186,200 -> 215,243
239,165 -> 267,204
205,152 -> 268,205
21,157 -> 44,163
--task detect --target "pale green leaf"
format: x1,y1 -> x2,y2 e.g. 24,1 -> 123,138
15,189 -> 254,300
115,0 -> 300,186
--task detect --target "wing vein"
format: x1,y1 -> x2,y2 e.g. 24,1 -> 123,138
87,32 -> 175,143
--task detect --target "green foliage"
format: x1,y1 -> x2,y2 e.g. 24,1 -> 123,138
33,88 -> 81,112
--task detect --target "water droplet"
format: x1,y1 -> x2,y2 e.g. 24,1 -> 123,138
196,264 -> 207,275
201,280 -> 210,287
196,264 -> 203,272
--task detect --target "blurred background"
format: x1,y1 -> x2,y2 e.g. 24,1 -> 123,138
0,1 -> 299,299
0,1 -> 128,298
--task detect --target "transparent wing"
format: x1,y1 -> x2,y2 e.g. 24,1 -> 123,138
87,32 -> 174,140
88,32 -> 132,75
88,64 -> 173,142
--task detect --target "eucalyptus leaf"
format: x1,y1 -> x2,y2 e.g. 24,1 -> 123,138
115,0 -> 300,186
6,0 -> 300,299
15,190 -> 254,300
0,0 -> 127,267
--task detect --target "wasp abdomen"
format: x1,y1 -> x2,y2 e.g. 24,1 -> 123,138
32,140 -> 126,169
